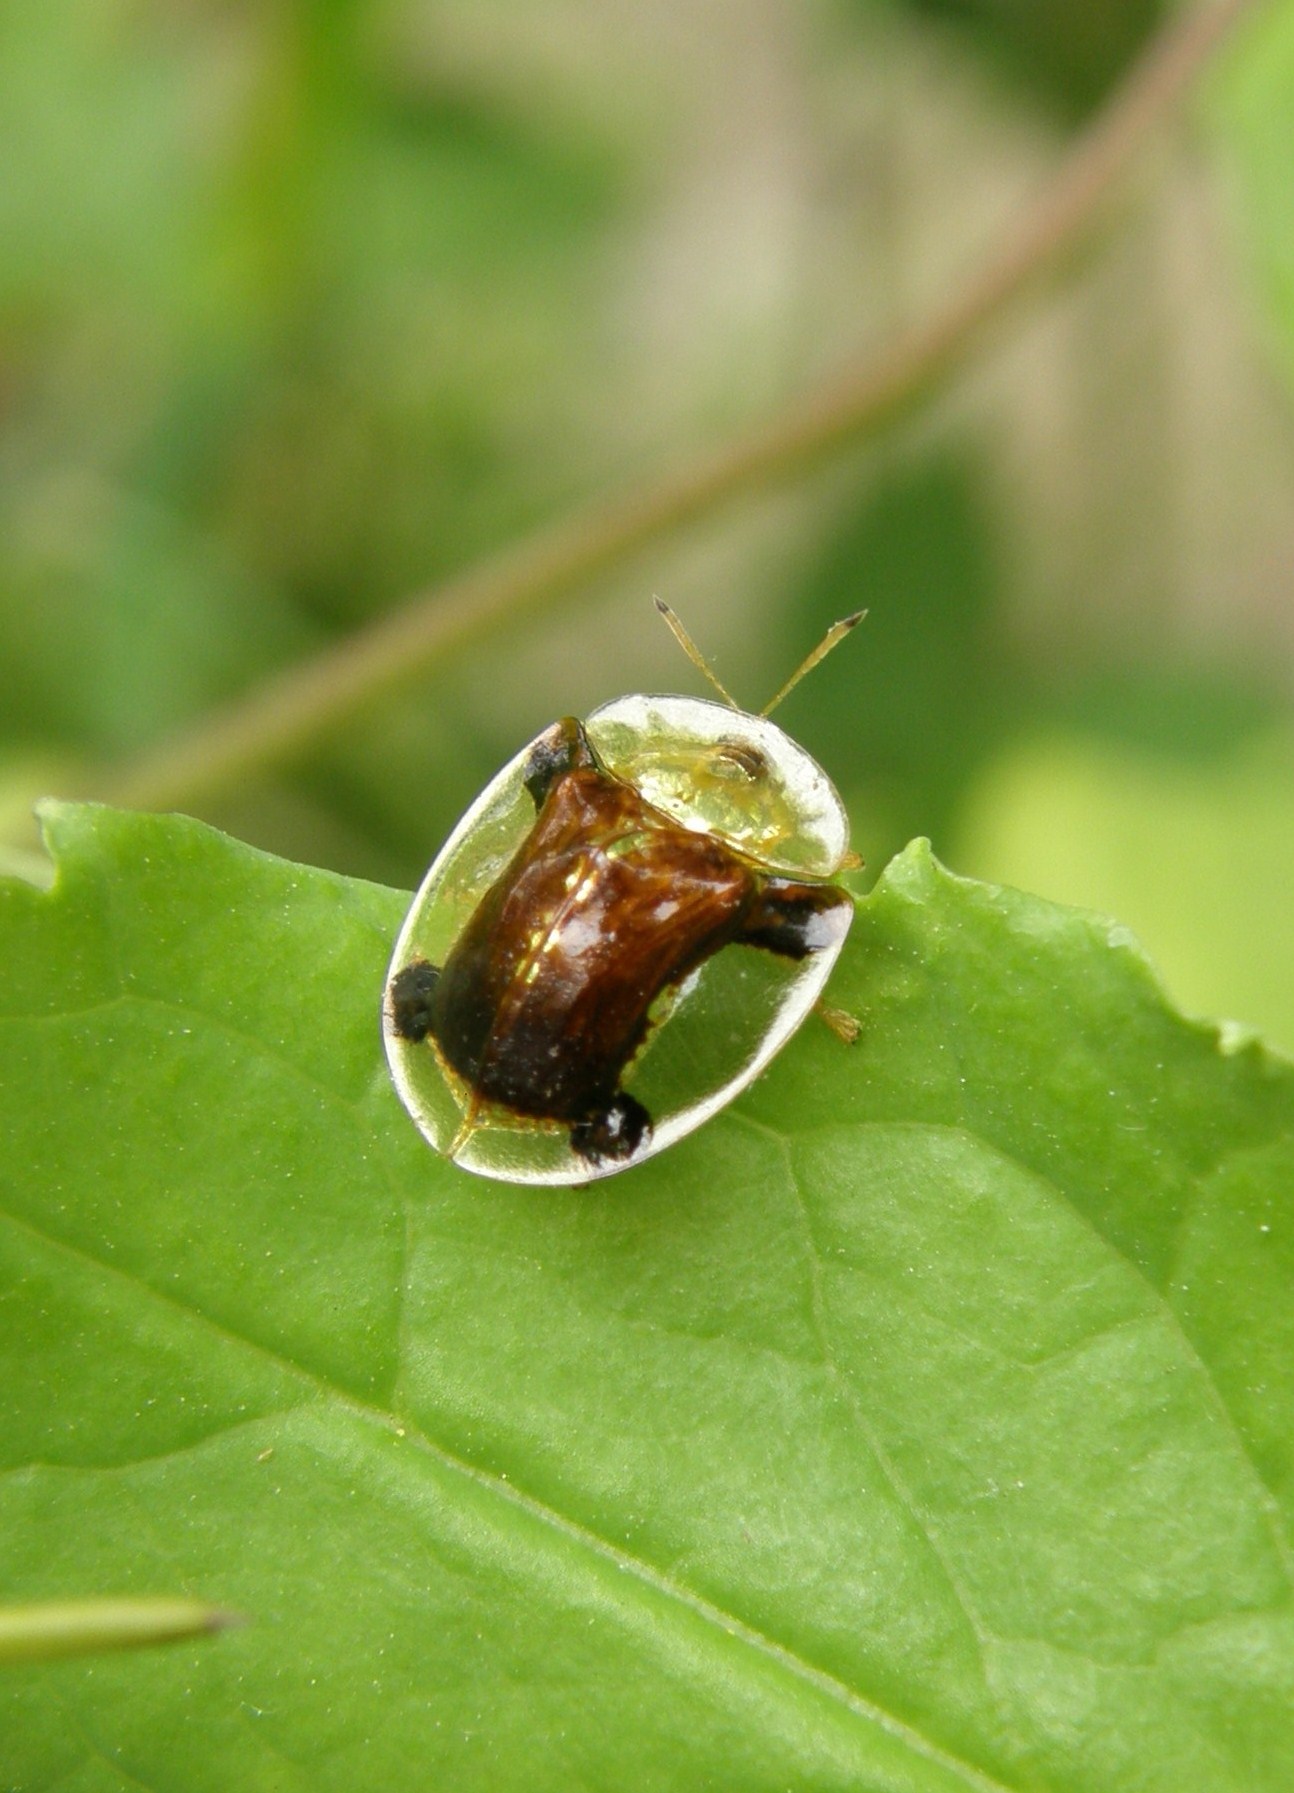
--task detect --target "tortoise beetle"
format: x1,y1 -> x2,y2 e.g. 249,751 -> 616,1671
383,603 -> 861,1184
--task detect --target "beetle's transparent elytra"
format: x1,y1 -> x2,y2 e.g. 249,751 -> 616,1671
383,612 -> 860,1185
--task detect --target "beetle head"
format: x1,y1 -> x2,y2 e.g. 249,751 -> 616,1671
585,695 -> 848,877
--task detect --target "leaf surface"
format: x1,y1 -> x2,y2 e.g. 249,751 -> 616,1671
2,804 -> 1292,1791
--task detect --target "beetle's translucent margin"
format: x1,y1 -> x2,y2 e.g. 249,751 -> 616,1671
385,921 -> 851,1185
382,705 -> 854,1186
587,693 -> 849,878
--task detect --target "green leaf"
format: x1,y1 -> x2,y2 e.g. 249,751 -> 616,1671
953,727 -> 1294,1057
2,803 -> 1292,1791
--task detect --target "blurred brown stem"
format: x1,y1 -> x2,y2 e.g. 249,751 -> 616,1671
105,0 -> 1256,815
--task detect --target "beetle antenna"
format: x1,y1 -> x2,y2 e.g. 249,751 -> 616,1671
761,610 -> 866,717
654,598 -> 740,709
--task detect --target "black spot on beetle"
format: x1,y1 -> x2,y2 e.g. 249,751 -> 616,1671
389,959 -> 440,1042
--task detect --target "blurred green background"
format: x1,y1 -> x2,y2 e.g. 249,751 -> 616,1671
2,0 -> 1293,1051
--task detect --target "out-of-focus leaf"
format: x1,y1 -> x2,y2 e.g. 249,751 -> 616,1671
0,1 -> 626,768
776,448 -> 1014,872
954,727 -> 1294,1056
1213,0 -> 1294,396
2,804 -> 1292,1789
0,480 -> 314,752
885,0 -> 1163,118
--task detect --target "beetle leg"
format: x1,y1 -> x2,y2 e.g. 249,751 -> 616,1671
815,1000 -> 861,1045
388,959 -> 441,1042
570,1092 -> 652,1166
523,717 -> 596,811
736,879 -> 853,960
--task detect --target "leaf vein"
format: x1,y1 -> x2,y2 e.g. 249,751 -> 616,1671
1,1197 -> 1015,1793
